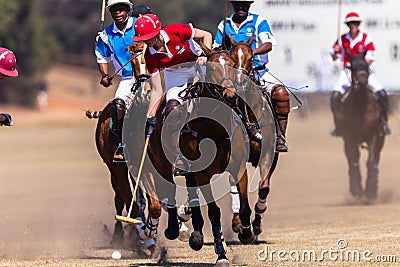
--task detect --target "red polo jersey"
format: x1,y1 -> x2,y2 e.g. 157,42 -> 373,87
144,23 -> 203,75
333,30 -> 376,66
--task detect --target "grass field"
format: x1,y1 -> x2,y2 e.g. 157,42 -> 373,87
0,65 -> 399,266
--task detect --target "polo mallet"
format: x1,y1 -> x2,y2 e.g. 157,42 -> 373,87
110,56 -> 135,80
100,0 -> 106,31
221,0 -> 229,50
115,133 -> 152,225
337,0 -> 342,38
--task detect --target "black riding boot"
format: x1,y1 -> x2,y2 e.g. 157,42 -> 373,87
111,98 -> 127,162
227,94 -> 262,142
330,91 -> 343,137
164,100 -> 190,176
376,90 -> 391,135
271,85 -> 290,152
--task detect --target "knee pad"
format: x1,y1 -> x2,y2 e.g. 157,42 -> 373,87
111,98 -> 126,134
112,98 -> 126,121
164,99 -> 183,133
164,99 -> 181,117
271,85 -> 290,115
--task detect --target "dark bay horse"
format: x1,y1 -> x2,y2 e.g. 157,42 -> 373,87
226,34 -> 281,243
124,50 -> 240,265
338,51 -> 385,201
86,42 -> 162,254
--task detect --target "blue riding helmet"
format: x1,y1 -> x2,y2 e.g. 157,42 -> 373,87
131,5 -> 152,18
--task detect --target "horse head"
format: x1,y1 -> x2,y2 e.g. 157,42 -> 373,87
345,48 -> 369,91
200,43 -> 237,104
128,42 -> 151,93
228,33 -> 254,86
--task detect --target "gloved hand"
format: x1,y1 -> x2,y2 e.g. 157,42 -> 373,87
333,44 -> 341,54
100,74 -> 112,87
145,116 -> 157,135
0,113 -> 13,126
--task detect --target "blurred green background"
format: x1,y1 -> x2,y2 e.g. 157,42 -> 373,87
0,0 -> 228,106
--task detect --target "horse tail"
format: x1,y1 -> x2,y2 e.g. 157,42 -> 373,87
85,110 -> 102,119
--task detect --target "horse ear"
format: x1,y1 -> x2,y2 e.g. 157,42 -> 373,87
225,34 -> 235,49
200,41 -> 212,57
247,33 -> 254,45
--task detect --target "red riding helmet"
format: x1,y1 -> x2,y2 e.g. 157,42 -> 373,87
0,47 -> 18,77
344,12 -> 362,24
132,14 -> 162,42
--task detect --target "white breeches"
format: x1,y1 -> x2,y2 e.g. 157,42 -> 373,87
333,68 -> 383,93
164,65 -> 206,104
255,68 -> 282,92
115,76 -> 136,104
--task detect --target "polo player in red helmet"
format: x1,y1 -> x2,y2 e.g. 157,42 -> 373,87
0,47 -> 18,127
132,14 -> 213,176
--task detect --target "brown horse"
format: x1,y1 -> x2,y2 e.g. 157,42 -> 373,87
337,51 -> 385,201
86,42 -> 162,254
225,34 -> 282,243
124,48 -> 239,265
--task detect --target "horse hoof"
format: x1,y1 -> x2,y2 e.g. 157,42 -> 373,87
178,223 -> 190,242
252,214 -> 262,236
238,226 -> 254,244
216,254 -> 230,267
111,223 -> 124,247
111,232 -> 124,248
231,213 -> 241,233
148,244 -> 159,259
189,231 -> 204,251
164,228 -> 179,240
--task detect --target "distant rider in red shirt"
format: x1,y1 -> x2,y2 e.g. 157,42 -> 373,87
330,12 -> 390,136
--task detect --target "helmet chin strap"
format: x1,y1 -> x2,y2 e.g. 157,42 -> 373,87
115,15 -> 129,30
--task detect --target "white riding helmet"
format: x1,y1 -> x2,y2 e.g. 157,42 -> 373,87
106,0 -> 133,11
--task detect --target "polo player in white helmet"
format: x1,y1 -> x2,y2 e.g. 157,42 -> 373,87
95,0 -> 137,162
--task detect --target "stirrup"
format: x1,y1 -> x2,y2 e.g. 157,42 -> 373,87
275,136 -> 288,153
173,156 -> 190,176
113,143 -> 127,163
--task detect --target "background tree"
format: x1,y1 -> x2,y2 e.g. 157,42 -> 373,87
0,0 -> 229,106
0,0 -> 59,105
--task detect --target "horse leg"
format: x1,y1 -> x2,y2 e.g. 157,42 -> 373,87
344,139 -> 363,198
365,136 -> 384,200
228,174 -> 241,233
163,182 -> 180,240
111,192 -> 125,247
236,170 -> 254,244
143,193 -> 162,258
136,186 -> 146,221
253,153 -> 278,238
184,173 -> 204,250
199,184 -> 229,265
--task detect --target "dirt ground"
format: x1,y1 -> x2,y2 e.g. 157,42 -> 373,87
0,65 -> 399,266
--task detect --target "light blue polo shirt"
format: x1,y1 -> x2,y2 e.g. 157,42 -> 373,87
95,16 -> 137,77
213,13 -> 277,68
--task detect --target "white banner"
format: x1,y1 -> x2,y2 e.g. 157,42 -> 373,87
252,0 -> 400,92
